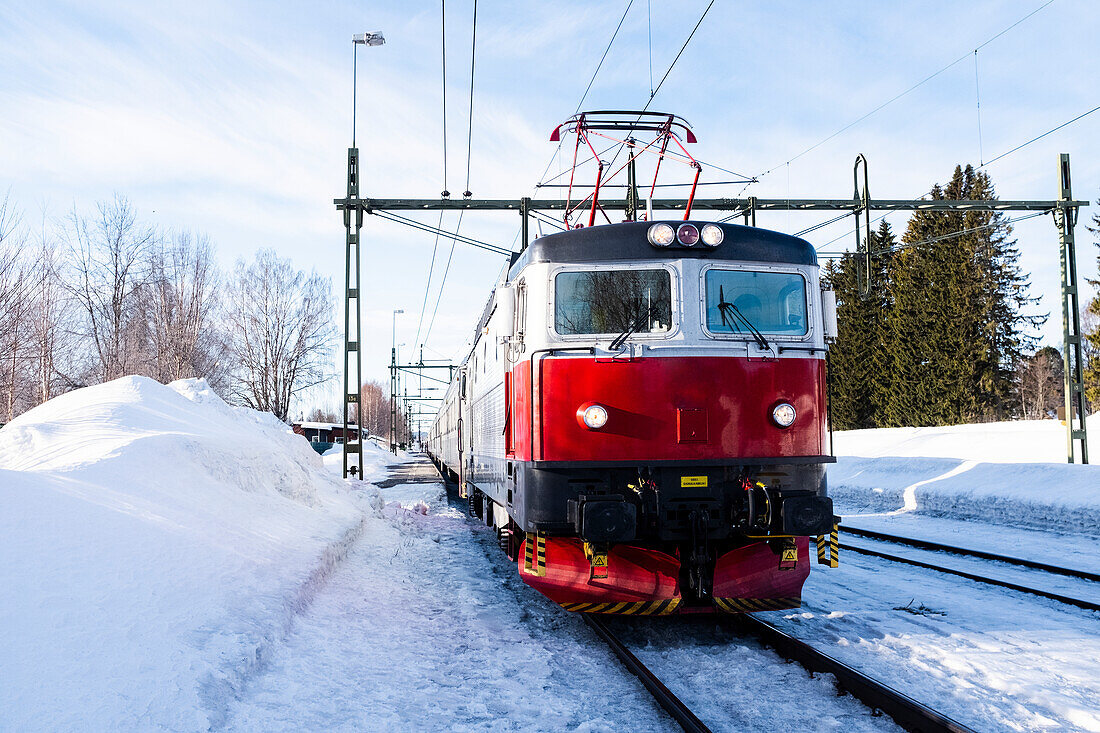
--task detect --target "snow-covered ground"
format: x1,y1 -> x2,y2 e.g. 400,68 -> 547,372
830,416 -> 1100,535
0,377 -> 363,731
4,380 -> 1100,732
774,417 -> 1100,732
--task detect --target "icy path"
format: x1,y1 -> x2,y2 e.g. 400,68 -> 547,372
223,458 -> 672,732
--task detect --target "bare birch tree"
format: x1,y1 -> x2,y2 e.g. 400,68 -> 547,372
0,193 -> 31,420
26,216 -> 77,403
145,231 -> 228,390
64,195 -> 156,382
223,249 -> 334,422
1016,347 -> 1064,419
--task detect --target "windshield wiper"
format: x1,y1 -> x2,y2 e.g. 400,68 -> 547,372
610,304 -> 657,352
717,286 -> 770,351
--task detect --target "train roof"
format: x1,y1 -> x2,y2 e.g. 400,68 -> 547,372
509,220 -> 816,277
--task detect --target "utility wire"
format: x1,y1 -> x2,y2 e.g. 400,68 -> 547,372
463,0 -> 477,194
533,0 -> 635,191
980,104 -> 1100,168
747,0 -> 1056,186
643,0 -> 714,112
372,210 -> 510,256
413,0 -> 451,351
973,50 -> 984,166
424,0 -> 481,348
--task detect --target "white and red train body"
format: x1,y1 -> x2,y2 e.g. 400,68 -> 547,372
427,218 -> 839,615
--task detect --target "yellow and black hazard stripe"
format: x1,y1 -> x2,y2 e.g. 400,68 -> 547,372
815,518 -> 840,568
522,532 -> 546,576
714,597 -> 801,613
560,598 -> 682,616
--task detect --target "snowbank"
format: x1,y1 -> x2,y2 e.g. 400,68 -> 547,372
0,377 -> 363,731
834,413 -> 1099,463
830,416 -> 1100,535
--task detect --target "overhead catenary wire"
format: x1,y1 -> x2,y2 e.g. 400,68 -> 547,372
423,0 -> 480,349
642,0 -> 714,113
973,49 -> 984,166
533,0 -> 636,191
601,0 -> 717,176
412,0 -> 452,351
742,0 -> 1056,192
816,210 -> 1047,259
810,94 -> 1099,252
980,104 -> 1100,168
372,210 -> 510,256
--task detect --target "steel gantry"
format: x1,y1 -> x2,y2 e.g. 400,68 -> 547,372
336,154 -> 1089,463
340,146 -> 364,478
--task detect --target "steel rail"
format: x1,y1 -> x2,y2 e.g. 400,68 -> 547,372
732,615 -> 976,733
843,526 -> 1100,583
583,616 -> 712,733
840,542 -> 1100,613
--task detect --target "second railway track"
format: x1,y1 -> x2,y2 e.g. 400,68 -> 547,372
840,526 -> 1100,613
587,613 -> 976,733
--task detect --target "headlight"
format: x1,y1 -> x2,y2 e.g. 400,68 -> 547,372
578,403 -> 609,430
771,402 -> 796,428
701,224 -> 724,247
677,223 -> 700,246
647,223 -> 675,247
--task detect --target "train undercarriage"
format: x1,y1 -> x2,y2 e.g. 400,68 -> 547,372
441,457 -> 839,615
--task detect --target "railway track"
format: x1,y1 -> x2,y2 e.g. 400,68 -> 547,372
583,616 -> 712,733
587,613 -> 975,733
840,527 -> 1100,613
843,526 -> 1100,583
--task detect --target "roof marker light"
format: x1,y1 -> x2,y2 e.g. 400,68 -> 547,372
648,223 -> 675,247
701,224 -> 724,247
677,223 -> 700,246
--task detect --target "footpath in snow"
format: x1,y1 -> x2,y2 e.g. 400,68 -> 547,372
223,449 -> 901,733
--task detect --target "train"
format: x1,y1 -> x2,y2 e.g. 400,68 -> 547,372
426,113 -> 840,616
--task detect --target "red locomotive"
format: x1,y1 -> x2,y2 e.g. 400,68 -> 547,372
427,113 -> 839,615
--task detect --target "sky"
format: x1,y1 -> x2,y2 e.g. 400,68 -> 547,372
2,0 -> 1099,421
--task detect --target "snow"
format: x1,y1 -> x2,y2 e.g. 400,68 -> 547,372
0,377 -> 362,731
4,379 -> 1100,731
834,414 -> 1099,463
777,416 -> 1100,732
830,417 -> 1100,535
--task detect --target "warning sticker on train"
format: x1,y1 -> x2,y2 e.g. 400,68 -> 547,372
681,476 -> 708,488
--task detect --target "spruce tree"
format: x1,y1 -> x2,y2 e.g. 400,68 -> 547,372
824,221 -> 896,429
882,165 -> 1038,426
1082,202 -> 1100,409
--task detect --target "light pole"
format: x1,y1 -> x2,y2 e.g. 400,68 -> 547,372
352,31 -> 385,147
390,309 -> 403,453
342,30 -> 384,479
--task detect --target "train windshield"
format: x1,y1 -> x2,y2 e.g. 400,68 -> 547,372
704,269 -> 808,336
555,269 -> 673,336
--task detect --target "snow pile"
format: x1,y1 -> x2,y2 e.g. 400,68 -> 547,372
830,416 -> 1100,534
834,414 -> 1100,463
0,376 -> 362,731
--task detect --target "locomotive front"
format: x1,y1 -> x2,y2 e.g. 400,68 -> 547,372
491,219 -> 838,614
424,111 -> 840,615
